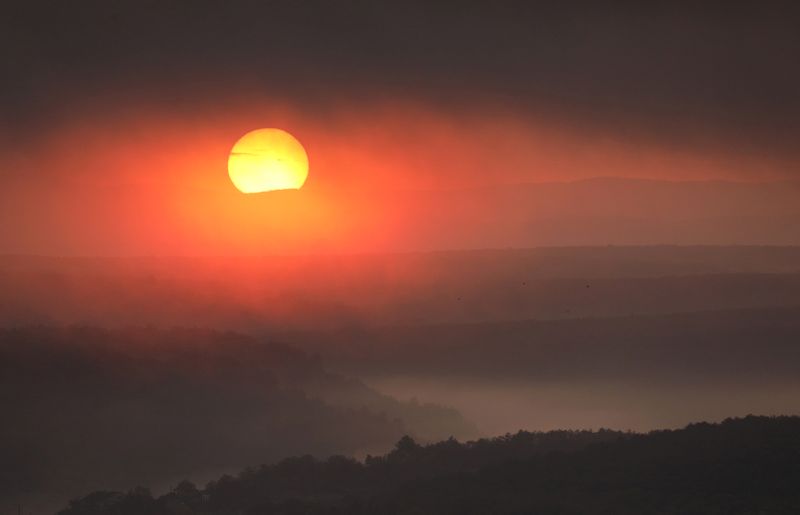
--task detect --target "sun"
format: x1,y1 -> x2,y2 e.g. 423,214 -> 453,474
228,128 -> 309,193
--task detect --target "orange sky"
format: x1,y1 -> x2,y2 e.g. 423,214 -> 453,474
2,100 -> 799,255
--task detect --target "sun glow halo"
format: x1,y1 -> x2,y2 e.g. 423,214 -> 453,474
228,128 -> 309,193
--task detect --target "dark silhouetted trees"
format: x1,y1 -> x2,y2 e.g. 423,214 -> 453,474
58,416 -> 800,515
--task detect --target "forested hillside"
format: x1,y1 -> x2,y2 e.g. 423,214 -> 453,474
0,327 -> 474,512
59,416 -> 800,515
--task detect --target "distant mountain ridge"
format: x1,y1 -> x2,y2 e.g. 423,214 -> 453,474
2,246 -> 800,330
392,177 -> 800,249
277,306 -> 800,435
3,177 -> 800,255
288,306 -> 800,382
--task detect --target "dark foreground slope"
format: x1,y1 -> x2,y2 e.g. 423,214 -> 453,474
60,416 -> 800,515
0,327 -> 474,514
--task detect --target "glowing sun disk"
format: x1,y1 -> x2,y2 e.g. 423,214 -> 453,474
228,128 -> 309,193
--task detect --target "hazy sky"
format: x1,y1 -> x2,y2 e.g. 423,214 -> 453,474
2,2 -> 800,254
4,2 -> 800,155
